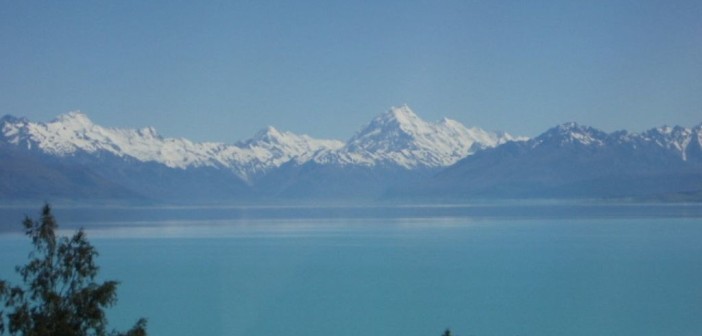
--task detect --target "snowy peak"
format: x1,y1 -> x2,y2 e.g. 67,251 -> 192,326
316,106 -> 523,168
641,125 -> 695,160
1,107 -> 523,177
0,112 -> 345,181
53,111 -> 94,128
644,125 -> 691,142
5,111 -> 221,169
242,126 -> 342,152
227,126 -> 344,179
528,121 -> 702,161
1,115 -> 31,147
249,126 -> 285,144
3,109 -> 701,202
376,105 -> 424,132
346,106 -> 428,152
534,122 -> 608,147
241,126 -> 344,165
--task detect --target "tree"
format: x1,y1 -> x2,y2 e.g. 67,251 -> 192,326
0,204 -> 147,336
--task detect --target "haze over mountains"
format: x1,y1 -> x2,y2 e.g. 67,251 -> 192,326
395,122 -> 702,201
1,106 -> 700,204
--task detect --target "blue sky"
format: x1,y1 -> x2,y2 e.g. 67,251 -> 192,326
1,1 -> 700,142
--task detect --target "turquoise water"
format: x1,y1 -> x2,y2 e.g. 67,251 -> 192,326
1,204 -> 701,336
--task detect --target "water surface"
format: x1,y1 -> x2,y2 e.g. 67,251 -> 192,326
1,203 -> 701,336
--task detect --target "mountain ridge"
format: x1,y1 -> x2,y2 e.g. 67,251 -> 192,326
1,106 -> 516,174
1,107 -> 700,203
311,105 -> 523,168
388,121 -> 702,201
1,111 -> 345,181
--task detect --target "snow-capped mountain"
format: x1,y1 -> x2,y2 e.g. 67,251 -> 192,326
529,121 -> 702,161
0,112 -> 343,181
2,112 -> 223,168
4,107 -> 699,203
2,106 -> 520,202
223,126 -> 344,180
529,122 -> 609,147
0,106 -> 518,179
313,105 -> 523,168
640,124 -> 702,161
395,122 -> 702,200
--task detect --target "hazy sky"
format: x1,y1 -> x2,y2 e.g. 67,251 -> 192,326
1,1 -> 700,142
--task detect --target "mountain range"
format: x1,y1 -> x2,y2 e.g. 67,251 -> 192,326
392,122 -> 702,201
1,106 -> 700,204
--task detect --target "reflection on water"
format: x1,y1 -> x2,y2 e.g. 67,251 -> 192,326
1,202 -> 701,238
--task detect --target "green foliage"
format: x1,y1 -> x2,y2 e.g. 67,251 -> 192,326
0,204 -> 147,336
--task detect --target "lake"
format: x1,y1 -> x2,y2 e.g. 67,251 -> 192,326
1,203 -> 701,336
